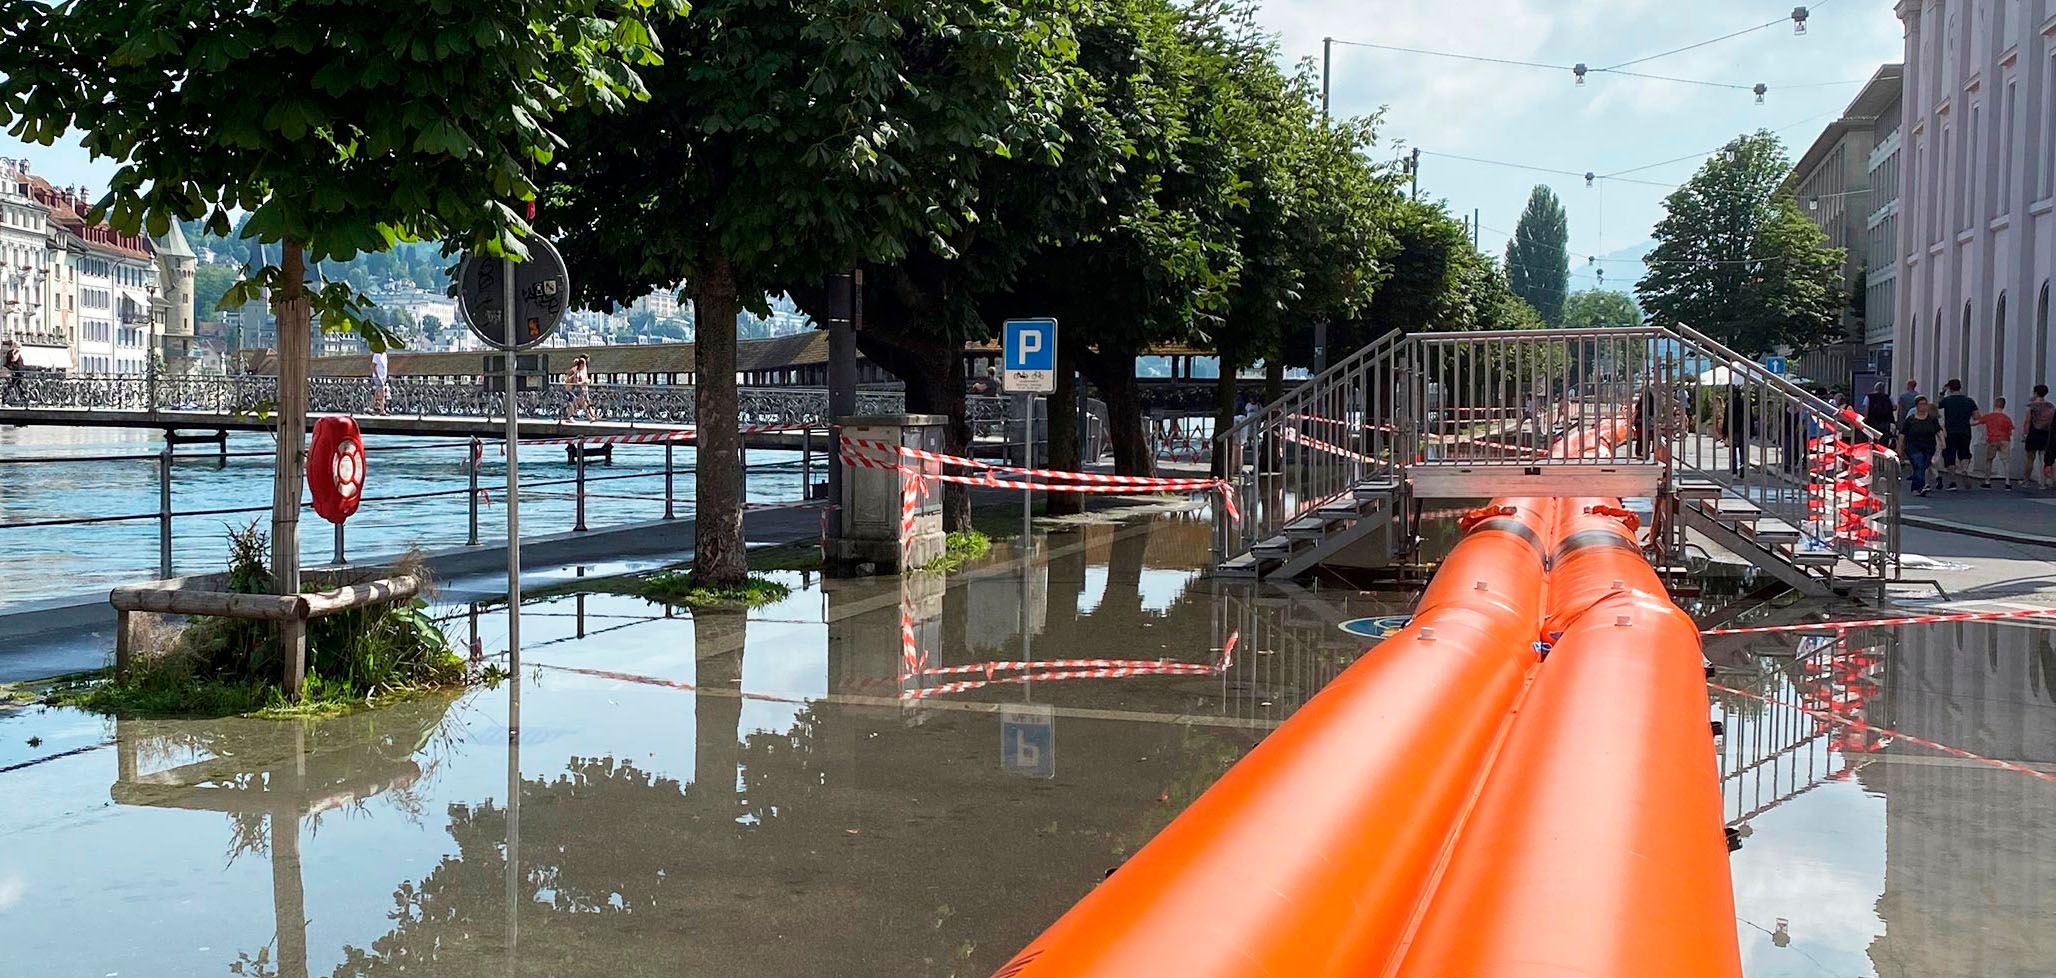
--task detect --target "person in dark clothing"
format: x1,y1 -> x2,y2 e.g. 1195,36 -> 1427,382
1,341 -> 25,406
1862,382 -> 1896,443
1935,378 -> 1979,491
1900,396 -> 1942,496
1724,382 -> 1750,475
2025,384 -> 2056,488
1633,381 -> 1658,459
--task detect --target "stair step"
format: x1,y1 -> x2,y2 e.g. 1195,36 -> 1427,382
1743,518 -> 1801,544
1252,535 -> 1297,558
1675,478 -> 1723,500
1284,516 -> 1333,539
1778,544 -> 1841,566
1318,499 -> 1369,518
1702,497 -> 1763,522
1354,479 -> 1400,500
1218,553 -> 1263,577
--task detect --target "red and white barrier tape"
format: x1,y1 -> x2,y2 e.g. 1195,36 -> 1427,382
1710,681 -> 2056,785
1703,606 -> 2056,637
840,438 -> 1240,522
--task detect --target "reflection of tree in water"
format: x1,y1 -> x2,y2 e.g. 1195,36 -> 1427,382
331,698 -> 1252,977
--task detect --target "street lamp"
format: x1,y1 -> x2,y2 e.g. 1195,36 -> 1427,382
1791,6 -> 1809,34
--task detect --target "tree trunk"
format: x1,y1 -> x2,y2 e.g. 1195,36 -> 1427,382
1079,348 -> 1152,477
1046,342 -> 1083,515
692,608 -> 746,820
692,257 -> 747,585
1264,357 -> 1284,405
1211,354 -> 1238,478
272,240 -> 311,694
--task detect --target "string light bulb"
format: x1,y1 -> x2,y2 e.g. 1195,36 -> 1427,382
1573,63 -> 1588,86
1753,82 -> 1767,104
1791,6 -> 1809,34
1584,171 -> 1596,188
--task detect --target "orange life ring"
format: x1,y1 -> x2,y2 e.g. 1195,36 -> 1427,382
308,415 -> 366,524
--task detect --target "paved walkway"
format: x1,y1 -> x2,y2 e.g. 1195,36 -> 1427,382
1896,480 -> 2056,548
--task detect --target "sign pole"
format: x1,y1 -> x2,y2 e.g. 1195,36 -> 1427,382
502,255 -> 521,735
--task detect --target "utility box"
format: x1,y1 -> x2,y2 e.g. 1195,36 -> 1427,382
831,415 -> 948,572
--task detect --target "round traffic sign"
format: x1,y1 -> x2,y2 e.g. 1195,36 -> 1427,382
458,235 -> 571,351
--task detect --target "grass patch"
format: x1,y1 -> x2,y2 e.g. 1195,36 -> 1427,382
918,530 -> 992,575
55,522 -> 473,720
633,571 -> 792,608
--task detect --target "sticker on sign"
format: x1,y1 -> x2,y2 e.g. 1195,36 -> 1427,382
1003,318 -> 1058,394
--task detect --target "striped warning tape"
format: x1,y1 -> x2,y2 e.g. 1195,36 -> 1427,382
1709,681 -> 2056,786
839,439 -> 1240,522
1704,606 -> 2056,636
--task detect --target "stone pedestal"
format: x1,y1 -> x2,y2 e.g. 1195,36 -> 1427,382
830,414 -> 948,572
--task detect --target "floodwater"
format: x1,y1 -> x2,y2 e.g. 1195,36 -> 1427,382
0,426 -> 813,608
2,511 -> 2054,977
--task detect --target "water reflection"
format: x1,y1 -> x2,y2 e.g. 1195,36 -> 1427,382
108,694 -> 459,978
1715,618 -> 2056,977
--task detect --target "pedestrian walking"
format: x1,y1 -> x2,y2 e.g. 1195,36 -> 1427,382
1862,382 -> 1896,443
563,354 -> 592,420
1936,379 -> 1978,491
1723,381 -> 1751,475
368,349 -> 390,414
1897,378 -> 1922,424
1,340 -> 25,406
2025,385 -> 2056,488
1899,396 -> 1941,496
1975,395 -> 2015,489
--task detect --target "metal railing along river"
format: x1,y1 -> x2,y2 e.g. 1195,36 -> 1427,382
0,433 -> 827,584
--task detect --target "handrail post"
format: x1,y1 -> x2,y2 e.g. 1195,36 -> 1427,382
468,436 -> 481,547
158,441 -> 173,578
574,438 -> 588,532
664,442 -> 676,520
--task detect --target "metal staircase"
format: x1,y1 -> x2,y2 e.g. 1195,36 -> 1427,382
1213,324 -> 1901,595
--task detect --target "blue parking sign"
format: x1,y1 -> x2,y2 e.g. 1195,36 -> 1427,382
1003,318 -> 1057,393
1000,703 -> 1055,778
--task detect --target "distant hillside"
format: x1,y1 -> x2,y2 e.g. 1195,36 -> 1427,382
1568,239 -> 1654,295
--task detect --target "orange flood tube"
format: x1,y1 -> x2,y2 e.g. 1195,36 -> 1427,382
1390,498 -> 1741,978
995,499 -> 1556,978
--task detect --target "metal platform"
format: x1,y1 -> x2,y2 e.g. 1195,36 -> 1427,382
1407,462 -> 1665,499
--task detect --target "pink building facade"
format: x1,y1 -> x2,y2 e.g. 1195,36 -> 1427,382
1894,0 -> 2056,404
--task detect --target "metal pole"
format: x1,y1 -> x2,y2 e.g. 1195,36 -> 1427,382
574,438 -> 587,532
333,520 -> 345,566
158,442 -> 173,578
1411,148 -> 1422,201
468,436 -> 481,546
802,426 -> 814,502
502,256 -> 521,736
1022,394 -> 1035,544
1473,208 -> 1480,250
1321,37 -> 1333,118
664,442 -> 676,520
826,270 -> 859,537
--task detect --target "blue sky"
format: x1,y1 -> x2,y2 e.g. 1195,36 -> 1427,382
1263,0 -> 1907,291
0,1 -> 1906,295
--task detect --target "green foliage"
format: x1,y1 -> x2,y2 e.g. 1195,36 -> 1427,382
1637,130 -> 1846,356
1504,186 -> 1570,326
634,571 -> 792,608
1563,289 -> 1643,330
192,263 -> 240,317
0,0 -> 679,337
918,530 -> 992,575
58,525 -> 465,718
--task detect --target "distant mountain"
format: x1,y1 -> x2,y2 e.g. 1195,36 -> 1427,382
1567,239 -> 1653,295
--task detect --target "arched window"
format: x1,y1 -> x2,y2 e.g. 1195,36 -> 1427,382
1960,301 -> 1973,389
1995,292 -> 2008,399
1907,314 -> 1919,388
2038,283 -> 2052,389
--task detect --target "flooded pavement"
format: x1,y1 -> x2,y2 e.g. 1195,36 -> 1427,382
3,510 -> 2055,976
0,513 -> 1401,978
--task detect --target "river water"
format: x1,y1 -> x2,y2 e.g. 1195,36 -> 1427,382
0,425 -> 812,608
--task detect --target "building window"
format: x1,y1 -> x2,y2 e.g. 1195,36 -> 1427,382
1961,301 -> 1974,388
2047,54 -> 2056,200
2001,82 -> 2016,213
1995,292 -> 2008,398
2040,283 -> 2053,386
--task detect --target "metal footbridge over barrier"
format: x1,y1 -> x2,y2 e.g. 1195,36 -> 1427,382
1212,323 -> 1903,597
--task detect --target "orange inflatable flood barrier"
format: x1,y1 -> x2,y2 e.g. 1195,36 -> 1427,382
993,499 -> 1556,978
1392,498 -> 1740,978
